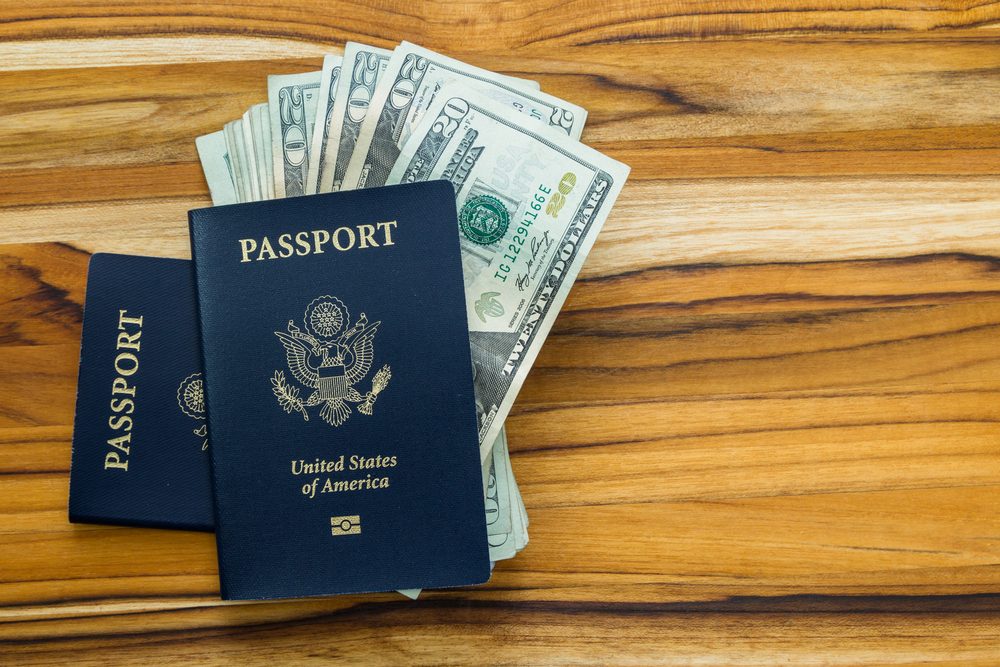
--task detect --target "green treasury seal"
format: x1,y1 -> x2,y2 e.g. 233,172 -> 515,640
459,195 -> 510,245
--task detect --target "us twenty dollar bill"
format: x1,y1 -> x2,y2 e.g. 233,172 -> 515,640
268,71 -> 322,198
317,42 -> 392,193
241,108 -> 262,201
304,55 -> 343,195
195,131 -> 238,206
342,41 -> 583,191
483,429 -> 527,561
388,89 -> 628,461
252,103 -> 274,200
223,119 -> 250,203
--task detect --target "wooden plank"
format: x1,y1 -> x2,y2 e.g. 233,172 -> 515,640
0,2 -> 996,49
2,177 -> 999,270
2,606 -> 1000,665
1,38 -> 997,268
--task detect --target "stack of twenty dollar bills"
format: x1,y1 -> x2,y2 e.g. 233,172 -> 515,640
196,40 -> 629,569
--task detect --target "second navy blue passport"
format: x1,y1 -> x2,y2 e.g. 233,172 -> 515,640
189,181 -> 490,600
69,254 -> 214,531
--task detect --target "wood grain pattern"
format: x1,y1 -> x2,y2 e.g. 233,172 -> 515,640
0,1 -> 998,47
0,1 -> 998,664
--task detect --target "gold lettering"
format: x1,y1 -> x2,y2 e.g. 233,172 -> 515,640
377,220 -> 398,246
109,398 -> 135,415
311,229 -> 330,254
258,237 -> 278,261
105,432 -> 131,470
118,310 -> 143,329
107,433 -> 131,454
108,309 -> 141,473
238,238 -> 257,263
238,222 -> 399,262
116,329 -> 141,351
114,352 -> 139,376
277,233 -> 294,258
108,413 -> 132,431
357,224 -> 379,248
104,451 -> 128,471
294,231 -> 312,256
111,376 -> 135,397
332,226 -> 356,251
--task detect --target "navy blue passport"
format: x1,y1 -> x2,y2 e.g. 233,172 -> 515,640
189,181 -> 490,600
69,254 -> 214,531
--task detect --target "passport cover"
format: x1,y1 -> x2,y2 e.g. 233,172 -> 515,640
69,253 -> 214,531
189,180 -> 490,600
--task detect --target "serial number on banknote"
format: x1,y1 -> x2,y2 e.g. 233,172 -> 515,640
493,172 -> 576,288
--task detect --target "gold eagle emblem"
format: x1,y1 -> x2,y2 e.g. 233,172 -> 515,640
271,295 -> 391,427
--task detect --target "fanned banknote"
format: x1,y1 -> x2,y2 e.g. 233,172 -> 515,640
341,41 -> 583,191
483,431 -> 512,537
317,42 -> 393,193
250,103 -> 273,200
304,55 -> 344,195
484,430 -> 527,561
223,119 -> 250,203
268,71 -> 322,198
387,87 -> 628,461
195,131 -> 237,206
241,108 -> 261,201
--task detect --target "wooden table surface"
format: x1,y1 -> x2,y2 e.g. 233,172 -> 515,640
1,2 -> 999,664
